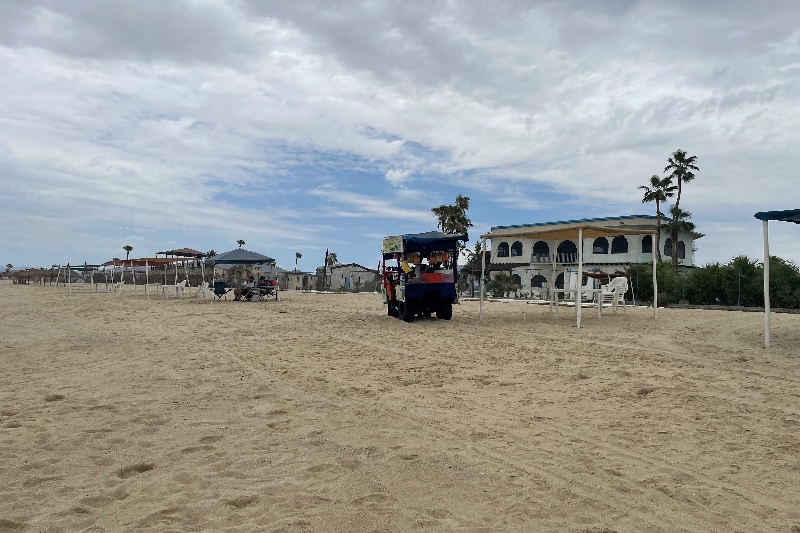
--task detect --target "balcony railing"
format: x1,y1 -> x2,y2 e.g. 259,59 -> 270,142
531,253 -> 577,263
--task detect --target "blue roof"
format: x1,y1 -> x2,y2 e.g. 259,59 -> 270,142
491,214 -> 659,231
402,231 -> 468,243
754,209 -> 800,223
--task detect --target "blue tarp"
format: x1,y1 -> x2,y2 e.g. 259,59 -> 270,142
401,231 -> 468,244
754,209 -> 800,223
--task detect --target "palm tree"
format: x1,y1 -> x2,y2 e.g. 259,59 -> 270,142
664,149 -> 699,266
664,205 -> 695,264
237,240 -> 245,249
639,175 -> 676,262
123,245 -> 133,260
206,250 -> 217,257
431,194 -> 473,256
295,252 -> 302,272
326,252 -> 338,265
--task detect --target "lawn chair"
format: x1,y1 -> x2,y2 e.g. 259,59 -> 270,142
213,280 -> 228,300
257,284 -> 277,301
599,277 -> 628,314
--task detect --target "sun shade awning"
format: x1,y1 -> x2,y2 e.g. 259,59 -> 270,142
401,231 -> 469,243
754,209 -> 800,223
204,249 -> 276,265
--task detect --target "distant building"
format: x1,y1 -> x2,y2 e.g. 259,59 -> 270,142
485,215 -> 704,296
279,270 -> 319,291
316,263 -> 380,292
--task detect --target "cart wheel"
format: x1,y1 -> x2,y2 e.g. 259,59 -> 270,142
387,301 -> 398,317
398,302 -> 414,322
436,302 -> 452,320
422,311 -> 432,318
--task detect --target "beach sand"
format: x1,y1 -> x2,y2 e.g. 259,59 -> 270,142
1,280 -> 799,532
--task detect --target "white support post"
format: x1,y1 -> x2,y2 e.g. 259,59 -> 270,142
763,220 -> 770,347
577,228 -> 583,328
479,237 -> 486,321
652,233 -> 658,318
145,259 -> 150,300
551,241 -> 558,314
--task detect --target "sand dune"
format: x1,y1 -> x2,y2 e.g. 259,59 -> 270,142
1,281 -> 799,532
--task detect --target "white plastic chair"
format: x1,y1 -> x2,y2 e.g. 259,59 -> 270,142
599,277 -> 628,314
195,282 -> 208,298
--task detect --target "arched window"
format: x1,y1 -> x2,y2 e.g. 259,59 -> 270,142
532,241 -> 549,257
496,242 -> 509,257
593,237 -> 609,254
511,274 -> 521,287
531,274 -> 547,288
611,236 -> 628,254
557,241 -> 577,262
555,273 -> 564,289
511,241 -> 523,257
678,241 -> 686,260
664,238 -> 673,258
641,235 -> 652,254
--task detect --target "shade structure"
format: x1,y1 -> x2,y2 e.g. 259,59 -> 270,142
402,231 -> 468,244
753,209 -> 800,347
479,223 -> 658,327
204,248 -> 276,265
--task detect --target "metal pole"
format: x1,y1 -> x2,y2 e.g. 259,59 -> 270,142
576,228 -> 583,328
738,266 -> 741,307
682,268 -> 685,301
652,234 -> 658,318
763,220 -> 770,347
479,237 -> 486,321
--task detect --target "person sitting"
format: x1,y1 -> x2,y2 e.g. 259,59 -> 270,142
234,276 -> 256,301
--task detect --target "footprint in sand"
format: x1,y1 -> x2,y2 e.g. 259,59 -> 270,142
0,519 -> 27,531
308,463 -> 333,473
199,435 -> 223,444
351,493 -> 389,505
116,463 -> 154,479
44,394 -> 65,402
224,495 -> 258,509
398,454 -> 419,461
180,445 -> 216,454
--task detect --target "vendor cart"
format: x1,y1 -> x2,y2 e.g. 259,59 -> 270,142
381,231 -> 468,322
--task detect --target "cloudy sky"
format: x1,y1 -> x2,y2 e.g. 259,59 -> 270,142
1,0 -> 799,270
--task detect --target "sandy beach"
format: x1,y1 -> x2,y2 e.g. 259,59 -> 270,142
1,280 -> 799,532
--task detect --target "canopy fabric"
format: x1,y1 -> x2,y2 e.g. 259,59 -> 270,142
102,258 -> 184,267
402,231 -> 468,243
156,248 -> 206,257
204,248 -> 276,265
754,209 -> 800,223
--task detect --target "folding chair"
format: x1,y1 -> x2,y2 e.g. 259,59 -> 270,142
213,280 -> 228,300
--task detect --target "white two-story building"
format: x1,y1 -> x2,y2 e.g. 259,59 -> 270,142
486,215 -> 703,295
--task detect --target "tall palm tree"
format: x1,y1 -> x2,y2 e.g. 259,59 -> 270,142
639,175 -> 676,262
206,250 -> 217,257
236,240 -> 245,249
664,150 -> 699,266
123,245 -> 133,260
326,252 -> 338,265
295,252 -> 302,272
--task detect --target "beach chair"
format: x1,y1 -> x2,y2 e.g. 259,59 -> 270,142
599,277 -> 628,314
213,280 -> 228,300
257,284 -> 277,301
